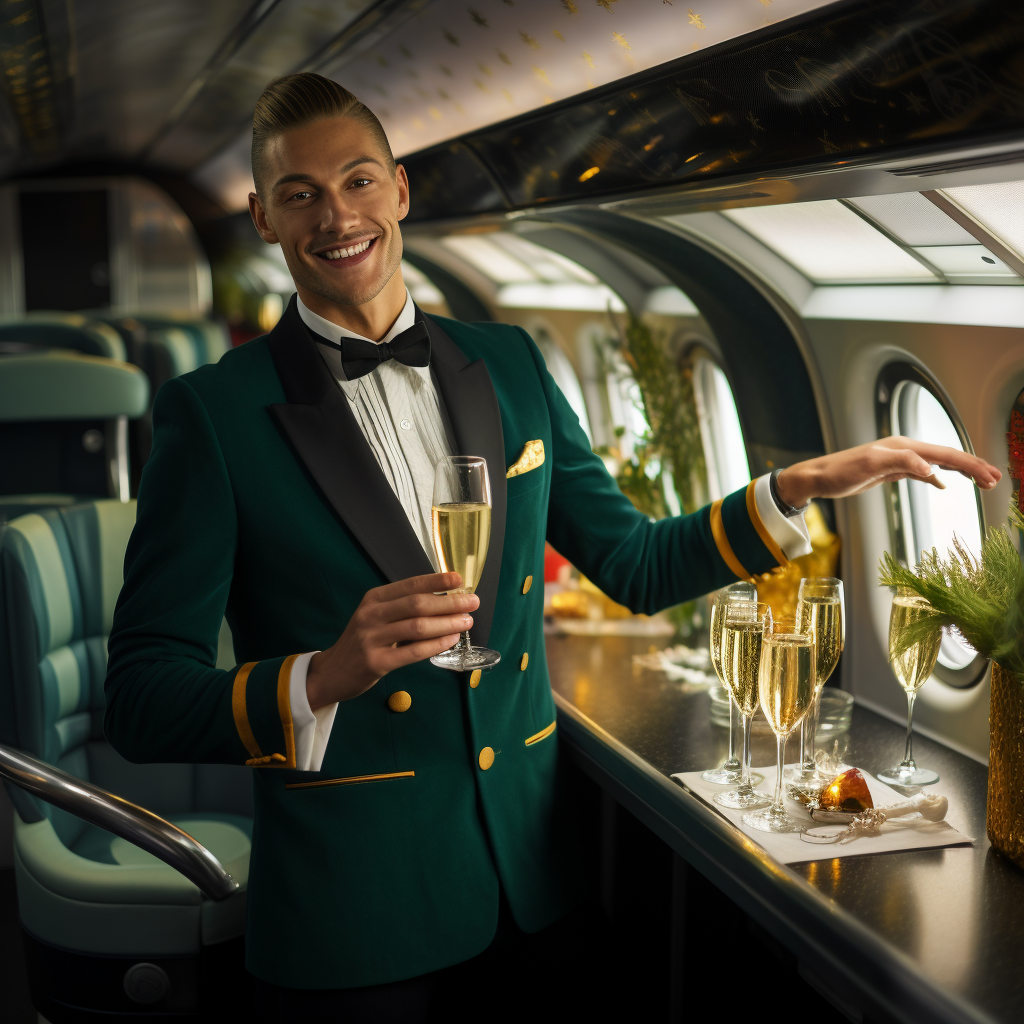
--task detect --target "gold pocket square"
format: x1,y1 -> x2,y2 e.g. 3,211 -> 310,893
506,439 -> 545,479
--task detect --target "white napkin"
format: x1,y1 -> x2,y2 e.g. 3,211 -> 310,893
673,764 -> 974,864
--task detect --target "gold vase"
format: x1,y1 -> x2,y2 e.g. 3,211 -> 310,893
987,662 -> 1024,868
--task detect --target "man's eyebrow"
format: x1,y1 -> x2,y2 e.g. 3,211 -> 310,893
271,156 -> 385,193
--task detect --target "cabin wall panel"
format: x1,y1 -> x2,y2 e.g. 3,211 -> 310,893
804,317 -> 1024,762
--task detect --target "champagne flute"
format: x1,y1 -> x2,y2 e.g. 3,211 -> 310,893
744,616 -> 815,833
714,600 -> 772,811
702,582 -> 763,786
429,456 -> 501,672
787,577 -> 845,789
877,587 -> 942,787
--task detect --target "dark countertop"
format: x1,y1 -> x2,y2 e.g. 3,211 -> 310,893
545,633 -> 1017,1024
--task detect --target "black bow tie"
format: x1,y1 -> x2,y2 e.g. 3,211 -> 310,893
314,321 -> 431,380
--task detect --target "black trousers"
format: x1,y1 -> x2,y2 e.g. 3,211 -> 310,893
251,893 -> 600,1023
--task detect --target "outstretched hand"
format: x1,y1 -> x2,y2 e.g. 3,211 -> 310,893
776,436 -> 1002,507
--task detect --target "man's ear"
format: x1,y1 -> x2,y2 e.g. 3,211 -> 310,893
249,192 -> 279,244
395,164 -> 410,223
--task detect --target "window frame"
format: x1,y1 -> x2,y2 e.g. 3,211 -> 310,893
875,360 -> 989,688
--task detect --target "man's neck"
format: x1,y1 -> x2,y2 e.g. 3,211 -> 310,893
296,271 -> 407,342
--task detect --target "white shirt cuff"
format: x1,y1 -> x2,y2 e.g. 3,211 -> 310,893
288,651 -> 338,772
753,473 -> 812,561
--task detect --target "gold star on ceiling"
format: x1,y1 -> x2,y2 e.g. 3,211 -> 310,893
474,78 -> 489,92
758,0 -> 772,6
582,50 -> 595,67
502,88 -> 513,103
468,8 -> 488,27
612,31 -> 630,50
595,0 -> 617,10
561,0 -> 578,12
553,29 -> 564,41
520,31 -> 540,49
687,8 -> 705,28
478,61 -> 492,75
375,54 -> 389,67
746,111 -> 764,130
437,88 -> 450,100
904,91 -> 927,114
399,45 -> 413,58
497,49 -> 512,64
442,28 -> 460,45
429,106 -> 443,120
533,64 -> 551,84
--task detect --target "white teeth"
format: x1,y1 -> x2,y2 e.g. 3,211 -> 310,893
322,239 -> 373,260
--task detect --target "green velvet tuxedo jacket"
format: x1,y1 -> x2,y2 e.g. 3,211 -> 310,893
104,297 -> 786,989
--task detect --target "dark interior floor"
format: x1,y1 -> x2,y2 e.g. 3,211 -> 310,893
1,869 -> 35,1024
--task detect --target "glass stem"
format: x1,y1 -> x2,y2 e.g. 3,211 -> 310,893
773,732 -> 787,813
726,699 -> 740,769
903,691 -> 917,768
797,715 -> 808,770
802,692 -> 821,772
739,713 -> 753,793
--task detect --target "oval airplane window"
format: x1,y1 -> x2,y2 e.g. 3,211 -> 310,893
879,363 -> 988,685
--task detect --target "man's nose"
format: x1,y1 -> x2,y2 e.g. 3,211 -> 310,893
319,190 -> 359,233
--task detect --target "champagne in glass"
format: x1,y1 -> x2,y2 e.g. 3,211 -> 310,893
713,600 -> 772,811
877,587 -> 942,786
743,617 -> 815,833
788,578 -> 845,789
429,456 -> 501,672
702,582 -> 761,786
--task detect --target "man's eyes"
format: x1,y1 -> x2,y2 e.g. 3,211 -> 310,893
351,178 -> 373,188
289,191 -> 313,201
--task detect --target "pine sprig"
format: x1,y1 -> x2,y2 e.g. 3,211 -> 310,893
878,505 -> 1024,679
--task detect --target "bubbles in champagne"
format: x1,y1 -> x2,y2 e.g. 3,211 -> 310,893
797,597 -> 844,693
431,503 -> 491,594
759,635 -> 814,736
721,621 -> 763,716
888,592 -> 941,693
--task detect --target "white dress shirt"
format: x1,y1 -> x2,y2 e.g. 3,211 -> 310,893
285,293 -> 811,772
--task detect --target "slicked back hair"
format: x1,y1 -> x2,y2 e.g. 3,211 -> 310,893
251,73 -> 396,197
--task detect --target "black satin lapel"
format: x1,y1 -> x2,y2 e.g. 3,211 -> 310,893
268,298 -> 433,583
424,315 -> 506,649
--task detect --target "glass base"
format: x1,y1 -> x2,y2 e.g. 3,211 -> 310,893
876,764 -> 939,787
784,764 -> 828,793
430,645 -> 501,672
743,805 -> 804,834
702,765 -> 764,786
714,787 -> 770,810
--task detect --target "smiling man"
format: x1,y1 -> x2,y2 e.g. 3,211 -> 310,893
104,73 -> 1001,1023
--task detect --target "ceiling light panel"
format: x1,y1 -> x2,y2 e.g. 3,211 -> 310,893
847,192 -> 976,246
489,234 -> 598,284
912,245 -> 1018,280
724,201 -> 937,283
941,180 -> 1024,260
440,236 -> 537,283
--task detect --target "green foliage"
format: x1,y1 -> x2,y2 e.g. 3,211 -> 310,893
593,312 -> 707,518
878,505 -> 1024,679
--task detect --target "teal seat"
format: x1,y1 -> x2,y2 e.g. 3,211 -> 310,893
0,501 -> 252,1018
0,352 -> 149,524
0,312 -> 126,361
131,314 -> 229,367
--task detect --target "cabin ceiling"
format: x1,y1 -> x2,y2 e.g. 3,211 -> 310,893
0,0 -> 832,202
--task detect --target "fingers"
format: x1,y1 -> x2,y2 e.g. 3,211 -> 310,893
371,633 -> 463,674
368,572 -> 464,604
378,612 -> 474,646
887,437 -> 1001,489
363,589 -> 479,627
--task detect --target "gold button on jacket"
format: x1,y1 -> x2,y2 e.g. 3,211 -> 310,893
478,746 -> 495,770
520,653 -> 529,671
522,575 -> 533,594
469,669 -> 482,689
388,691 -> 412,713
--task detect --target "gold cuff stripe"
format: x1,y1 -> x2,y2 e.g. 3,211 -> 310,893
231,663 -> 262,760
709,499 -> 752,582
745,480 -> 789,567
525,720 -> 557,746
246,753 -> 286,767
276,654 -> 299,770
285,771 -> 415,791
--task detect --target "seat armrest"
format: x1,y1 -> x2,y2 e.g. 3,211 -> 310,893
0,743 -> 239,901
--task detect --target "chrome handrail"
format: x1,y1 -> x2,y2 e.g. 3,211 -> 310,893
0,743 -> 239,901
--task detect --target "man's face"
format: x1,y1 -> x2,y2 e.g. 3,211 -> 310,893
249,116 -> 408,309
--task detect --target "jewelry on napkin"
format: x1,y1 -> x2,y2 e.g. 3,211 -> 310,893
801,792 -> 950,845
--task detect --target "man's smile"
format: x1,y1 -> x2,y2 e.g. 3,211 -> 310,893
311,235 -> 379,268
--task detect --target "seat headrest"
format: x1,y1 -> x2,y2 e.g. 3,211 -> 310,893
0,315 -> 126,361
0,351 -> 149,421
